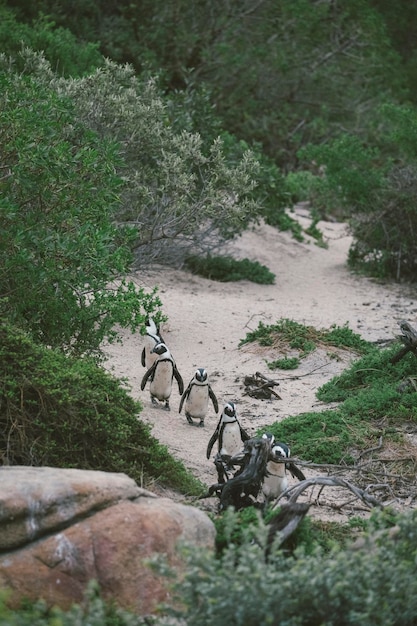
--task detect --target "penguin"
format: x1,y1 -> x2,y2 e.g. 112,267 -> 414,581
206,402 -> 250,483
140,342 -> 184,410
141,317 -> 164,370
179,368 -> 219,427
261,433 -> 291,502
261,433 -> 306,502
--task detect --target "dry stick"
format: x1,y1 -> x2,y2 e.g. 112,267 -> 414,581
357,436 -> 384,461
273,476 -> 384,510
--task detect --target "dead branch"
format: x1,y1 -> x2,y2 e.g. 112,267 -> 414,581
242,371 -> 282,400
390,320 -> 417,364
273,476 -> 384,510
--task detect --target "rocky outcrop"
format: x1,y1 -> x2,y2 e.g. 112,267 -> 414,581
0,466 -> 215,615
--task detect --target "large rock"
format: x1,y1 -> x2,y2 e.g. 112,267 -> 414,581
0,466 -> 215,615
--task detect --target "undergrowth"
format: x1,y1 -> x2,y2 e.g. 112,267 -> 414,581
238,319 -> 417,469
0,320 -> 203,496
239,318 -> 373,354
158,507 -> 417,625
213,505 -> 359,557
184,254 -> 275,284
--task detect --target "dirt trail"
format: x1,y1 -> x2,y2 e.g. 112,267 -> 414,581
104,208 -> 417,520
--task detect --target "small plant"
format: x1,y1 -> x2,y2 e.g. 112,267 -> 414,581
184,255 -> 275,284
267,356 -> 300,370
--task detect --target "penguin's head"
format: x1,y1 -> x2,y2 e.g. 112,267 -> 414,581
145,317 -> 161,335
270,442 -> 290,462
152,342 -> 169,357
262,432 -> 275,445
195,368 -> 208,383
222,401 -> 237,423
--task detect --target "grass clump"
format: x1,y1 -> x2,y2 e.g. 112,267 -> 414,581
184,254 -> 275,284
240,318 -> 373,355
258,340 -> 417,466
0,320 -> 203,496
317,343 -> 417,424
267,356 -> 300,370
260,409 -> 373,465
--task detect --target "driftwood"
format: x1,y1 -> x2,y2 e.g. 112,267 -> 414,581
243,371 -> 282,400
266,502 -> 310,555
217,437 -> 271,511
273,476 -> 384,511
390,320 -> 417,364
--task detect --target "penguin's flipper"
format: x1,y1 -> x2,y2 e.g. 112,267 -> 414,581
287,462 -> 306,482
140,363 -> 156,390
141,347 -> 146,367
209,386 -> 219,413
178,384 -> 191,413
174,366 -> 184,394
206,427 -> 220,460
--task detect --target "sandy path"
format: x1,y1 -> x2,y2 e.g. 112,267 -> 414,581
104,209 -> 416,515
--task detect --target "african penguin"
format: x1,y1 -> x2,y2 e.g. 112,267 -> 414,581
206,402 -> 250,483
140,341 -> 184,410
141,317 -> 164,370
179,368 -> 219,427
261,433 -> 291,501
261,433 -> 306,502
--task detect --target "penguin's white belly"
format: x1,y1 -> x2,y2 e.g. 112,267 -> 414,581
262,462 -> 288,499
185,387 -> 209,418
220,423 -> 244,457
150,362 -> 173,400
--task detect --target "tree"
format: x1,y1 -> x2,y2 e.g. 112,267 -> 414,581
0,54 -> 161,355
298,103 -> 417,281
6,0 -> 406,169
48,56 -> 261,266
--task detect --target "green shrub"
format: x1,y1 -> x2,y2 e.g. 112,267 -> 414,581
0,58 -> 162,356
0,580 -> 146,625
212,506 -> 353,558
299,107 -> 417,281
267,356 -> 300,370
0,5 -> 103,77
161,508 -> 417,625
260,409 -> 372,465
0,321 -> 203,496
239,319 -> 372,355
184,255 -> 275,284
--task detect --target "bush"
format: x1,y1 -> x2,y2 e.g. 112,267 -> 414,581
0,580 -> 147,625
0,321 -> 203,496
239,319 -> 373,355
0,5 -> 103,77
0,56 -> 161,356
159,508 -> 417,625
299,105 -> 417,281
184,255 -> 275,284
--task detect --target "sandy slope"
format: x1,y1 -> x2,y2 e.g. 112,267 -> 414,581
104,207 -> 417,519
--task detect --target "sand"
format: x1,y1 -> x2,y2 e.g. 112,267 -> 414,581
104,206 -> 417,520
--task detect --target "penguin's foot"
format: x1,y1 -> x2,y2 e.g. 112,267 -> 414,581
198,419 -> 205,427
186,413 -> 194,425
163,401 -> 170,411
151,396 -> 158,406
